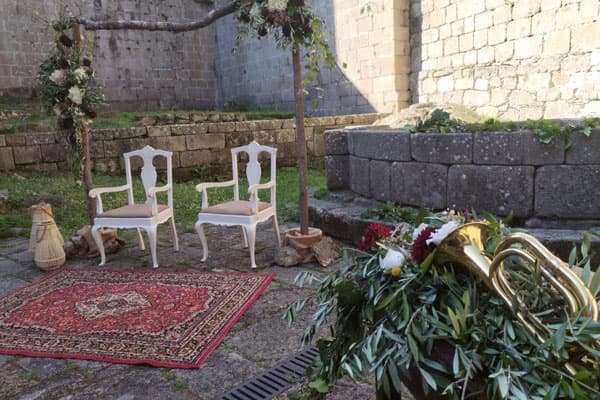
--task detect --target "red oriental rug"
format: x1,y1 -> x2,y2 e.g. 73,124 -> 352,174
0,267 -> 273,368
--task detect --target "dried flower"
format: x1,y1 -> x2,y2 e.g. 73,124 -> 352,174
359,223 -> 392,252
49,69 -> 66,86
411,226 -> 436,264
68,86 -> 83,105
59,33 -> 73,47
268,0 -> 288,11
426,220 -> 460,246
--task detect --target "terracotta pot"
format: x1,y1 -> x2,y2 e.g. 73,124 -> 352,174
284,227 -> 323,264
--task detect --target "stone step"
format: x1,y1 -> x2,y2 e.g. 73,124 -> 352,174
309,192 -> 600,268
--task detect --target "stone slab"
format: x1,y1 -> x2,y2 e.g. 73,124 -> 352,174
448,165 -> 534,217
349,129 -> 411,161
17,358 -> 69,380
473,131 -> 564,165
25,132 -> 55,145
185,134 -> 225,150
349,156 -> 371,197
391,162 -> 448,209
370,160 -> 392,201
411,132 -> 473,163
535,165 -> 600,218
0,135 -> 6,147
565,129 -> 600,164
153,136 -> 186,152
40,144 -> 67,162
325,155 -> 349,190
324,129 -> 349,155
13,145 -> 41,165
0,147 -> 14,170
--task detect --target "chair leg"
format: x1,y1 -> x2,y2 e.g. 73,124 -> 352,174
243,224 -> 257,269
145,226 -> 159,269
170,217 -> 179,251
91,225 -> 106,266
272,215 -> 281,247
136,228 -> 145,250
240,226 -> 248,248
195,222 -> 208,262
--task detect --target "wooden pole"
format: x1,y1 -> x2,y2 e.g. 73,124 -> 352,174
73,23 -> 96,226
293,43 -> 309,235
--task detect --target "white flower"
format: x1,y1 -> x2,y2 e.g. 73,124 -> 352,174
268,0 -> 288,11
426,220 -> 461,246
412,223 -> 429,242
53,104 -> 64,117
73,67 -> 87,82
68,86 -> 84,105
380,248 -> 408,271
49,69 -> 65,86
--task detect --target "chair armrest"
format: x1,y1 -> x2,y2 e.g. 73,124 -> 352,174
89,185 -> 130,199
147,184 -> 170,196
195,180 -> 236,192
248,181 -> 275,196
196,180 -> 236,209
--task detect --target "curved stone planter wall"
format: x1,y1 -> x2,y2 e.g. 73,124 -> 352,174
324,128 -> 600,225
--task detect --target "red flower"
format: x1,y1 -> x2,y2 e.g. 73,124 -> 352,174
358,223 -> 392,251
59,33 -> 73,47
411,227 -> 436,264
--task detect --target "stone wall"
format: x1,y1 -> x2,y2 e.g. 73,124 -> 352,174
204,0 -> 412,115
0,114 -> 380,176
0,0 -> 217,110
410,0 -> 600,119
325,128 -> 600,224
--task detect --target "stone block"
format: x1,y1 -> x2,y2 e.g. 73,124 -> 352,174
349,156 -> 371,197
448,165 -> 534,217
276,129 -> 296,144
115,127 -> 147,139
91,129 -> 115,140
0,135 -> 6,147
207,122 -> 236,133
90,140 -> 104,159
26,132 -> 55,145
179,149 -> 212,167
474,131 -> 564,165
350,130 -> 411,161
227,133 -> 254,148
21,163 -> 57,172
256,120 -> 283,130
353,114 -> 381,125
566,129 -> 600,164
147,126 -> 172,137
572,22 -> 600,51
370,160 -> 392,201
0,147 -> 14,170
40,144 -> 67,162
5,134 -> 26,146
313,133 -> 325,157
93,158 -> 120,174
325,155 -> 349,190
186,134 -> 225,150
391,162 -> 447,209
282,119 -> 296,129
13,145 -> 41,165
324,129 -> 349,155
235,121 -> 258,132
411,133 -> 472,163
536,165 -> 600,218
103,139 -> 150,158
153,136 -> 187,152
335,115 -> 354,126
252,130 -> 276,145
171,124 -> 208,136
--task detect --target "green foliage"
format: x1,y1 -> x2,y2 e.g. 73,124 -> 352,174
285,213 -> 600,399
405,109 -> 467,134
0,167 -> 325,237
360,202 -> 429,225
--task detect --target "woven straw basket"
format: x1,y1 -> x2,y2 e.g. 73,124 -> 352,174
30,204 -> 65,271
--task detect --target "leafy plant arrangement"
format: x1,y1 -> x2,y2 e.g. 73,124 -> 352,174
525,118 -> 600,146
285,210 -> 600,400
405,109 -> 468,134
37,19 -> 102,176
361,202 -> 430,226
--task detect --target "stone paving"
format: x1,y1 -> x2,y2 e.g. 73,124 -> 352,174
0,223 -> 377,400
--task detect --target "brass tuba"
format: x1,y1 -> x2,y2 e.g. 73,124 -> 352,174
436,222 -> 598,351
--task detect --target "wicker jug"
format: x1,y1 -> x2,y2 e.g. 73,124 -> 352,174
30,203 -> 65,271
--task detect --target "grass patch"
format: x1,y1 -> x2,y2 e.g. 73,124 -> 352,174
0,167 -> 325,239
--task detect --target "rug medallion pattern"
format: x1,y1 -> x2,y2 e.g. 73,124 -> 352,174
0,268 -> 273,368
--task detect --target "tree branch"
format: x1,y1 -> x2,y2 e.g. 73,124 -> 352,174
78,1 -> 249,32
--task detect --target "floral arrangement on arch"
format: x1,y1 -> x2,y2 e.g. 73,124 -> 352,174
286,209 -> 600,399
38,19 -> 102,174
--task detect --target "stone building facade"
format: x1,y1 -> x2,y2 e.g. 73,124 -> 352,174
1,0 -> 599,118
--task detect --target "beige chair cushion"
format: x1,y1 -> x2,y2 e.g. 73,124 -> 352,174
98,204 -> 169,218
201,200 -> 271,216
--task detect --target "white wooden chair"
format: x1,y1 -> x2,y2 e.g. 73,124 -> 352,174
194,141 -> 280,269
89,146 -> 179,268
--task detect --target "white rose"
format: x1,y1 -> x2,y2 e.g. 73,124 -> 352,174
73,67 -> 87,82
49,69 -> 65,86
380,248 -> 408,271
426,220 -> 461,246
68,86 -> 84,105
53,104 -> 64,117
268,0 -> 288,11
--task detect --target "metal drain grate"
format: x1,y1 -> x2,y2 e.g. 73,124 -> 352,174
218,347 -> 319,400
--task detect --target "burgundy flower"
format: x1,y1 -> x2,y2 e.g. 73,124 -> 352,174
411,227 -> 437,264
59,34 -> 73,47
282,24 -> 291,37
294,0 -> 305,6
85,109 -> 97,118
82,58 -> 91,67
258,25 -> 268,37
302,18 -> 312,35
59,59 -> 70,69
358,223 -> 392,252
61,117 -> 74,129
